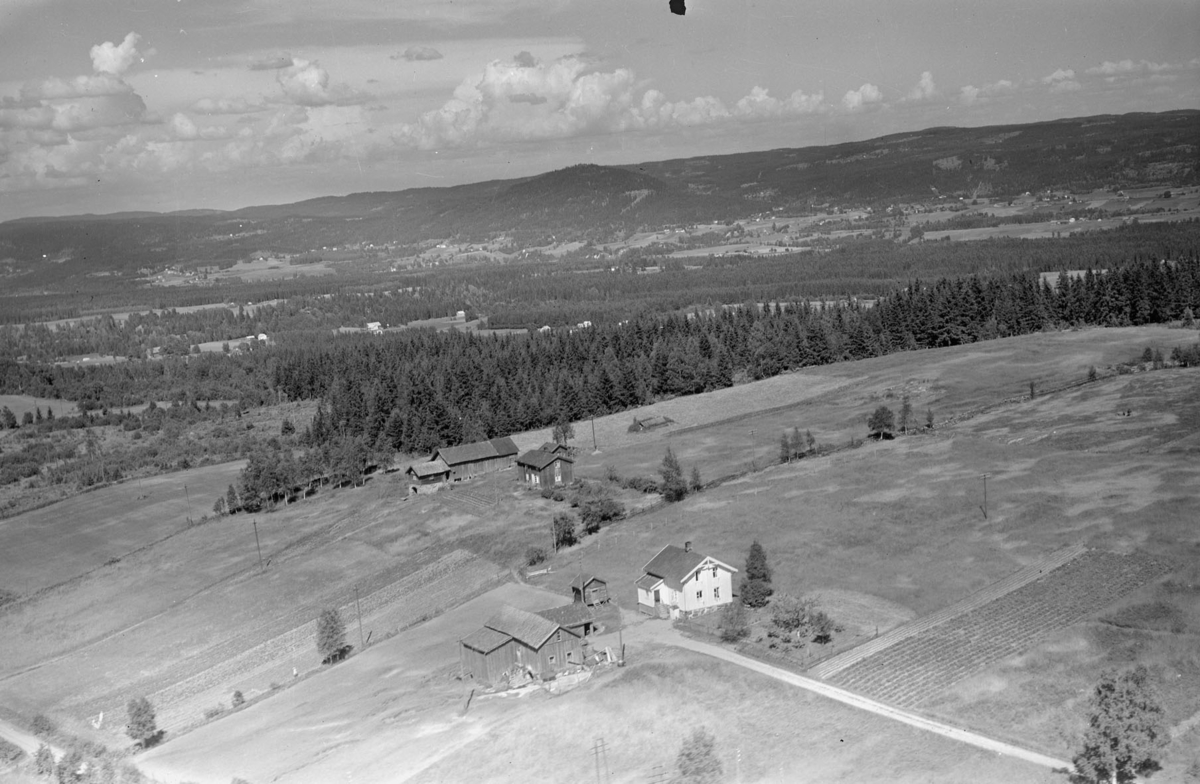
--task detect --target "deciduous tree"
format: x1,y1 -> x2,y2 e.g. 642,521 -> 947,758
867,406 -> 895,439
125,696 -> 158,748
1073,666 -> 1167,784
676,727 -> 722,784
553,512 -> 577,550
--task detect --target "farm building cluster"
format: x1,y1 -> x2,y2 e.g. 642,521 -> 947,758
405,436 -> 574,494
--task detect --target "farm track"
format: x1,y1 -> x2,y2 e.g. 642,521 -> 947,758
83,550 -> 504,732
808,543 -> 1088,679
826,550 -> 1173,708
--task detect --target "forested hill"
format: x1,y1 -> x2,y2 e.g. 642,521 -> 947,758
0,110 -> 1195,286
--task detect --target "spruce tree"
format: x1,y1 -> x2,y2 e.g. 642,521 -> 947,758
659,447 -> 688,502
317,608 -> 347,663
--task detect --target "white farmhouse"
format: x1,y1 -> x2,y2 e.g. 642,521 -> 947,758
636,542 -> 737,619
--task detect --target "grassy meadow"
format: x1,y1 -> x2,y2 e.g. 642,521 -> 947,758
1,323 -> 1198,782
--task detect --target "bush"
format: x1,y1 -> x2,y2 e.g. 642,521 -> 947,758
204,704 -> 225,720
718,602 -> 749,642
579,497 -> 625,534
0,737 -> 23,763
740,578 -> 773,608
553,512 -> 577,549
525,546 -> 547,567
232,690 -> 245,708
35,744 -> 54,775
30,713 -> 57,738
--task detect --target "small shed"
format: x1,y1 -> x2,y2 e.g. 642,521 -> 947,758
539,441 -> 573,457
570,574 -> 609,607
516,449 -> 574,488
406,458 -> 450,493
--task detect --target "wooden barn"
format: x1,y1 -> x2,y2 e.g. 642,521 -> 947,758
516,449 -> 574,488
570,574 -> 609,607
405,458 -> 450,493
536,602 -> 596,637
459,605 -> 583,684
431,437 -> 519,482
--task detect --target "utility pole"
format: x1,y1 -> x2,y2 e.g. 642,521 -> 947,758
252,518 -> 265,573
184,484 -> 193,525
591,415 -> 597,452
355,584 -> 365,652
980,473 -> 989,519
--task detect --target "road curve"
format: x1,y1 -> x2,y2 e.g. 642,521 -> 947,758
0,717 -> 61,762
667,631 -> 1074,773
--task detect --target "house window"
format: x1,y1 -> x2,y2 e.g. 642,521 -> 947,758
714,587 -> 720,599
549,655 -> 556,664
696,590 -> 703,600
554,462 -> 562,483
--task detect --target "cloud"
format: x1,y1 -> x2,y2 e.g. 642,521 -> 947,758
90,32 -> 141,76
1085,59 -> 1171,76
393,46 -> 443,62
1042,68 -> 1081,93
190,96 -> 267,115
906,71 -> 936,101
958,79 -> 1015,106
249,53 -> 294,71
841,83 -> 882,111
396,55 -> 829,150
276,58 -> 369,107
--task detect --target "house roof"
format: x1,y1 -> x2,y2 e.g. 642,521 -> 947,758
484,605 -> 561,649
534,604 -> 592,630
460,626 -> 511,654
434,437 -> 520,466
570,574 -> 606,590
635,574 -> 663,591
642,545 -> 737,591
540,441 -> 571,454
407,458 -> 450,478
516,449 -> 574,471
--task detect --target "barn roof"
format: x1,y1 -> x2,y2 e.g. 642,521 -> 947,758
535,604 -> 592,630
434,437 -> 520,466
570,573 -> 606,590
460,626 -> 511,654
516,449 -> 574,471
641,545 -> 736,590
540,441 -> 571,454
484,605 -> 560,649
407,458 -> 450,478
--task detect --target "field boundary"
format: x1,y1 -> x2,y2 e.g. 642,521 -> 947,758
808,543 -> 1088,679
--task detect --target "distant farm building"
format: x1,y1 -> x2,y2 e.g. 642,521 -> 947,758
571,574 -> 610,607
459,605 -> 584,684
366,321 -> 382,334
430,437 -> 519,482
636,542 -> 737,619
515,449 -> 574,488
628,415 -> 676,433
405,458 -> 450,493
539,441 -> 573,457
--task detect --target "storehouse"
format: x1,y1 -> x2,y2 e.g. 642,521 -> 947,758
535,603 -> 596,637
405,458 -> 450,493
636,542 -> 737,619
515,449 -> 574,488
431,437 -> 519,482
571,574 -> 609,607
459,605 -> 583,684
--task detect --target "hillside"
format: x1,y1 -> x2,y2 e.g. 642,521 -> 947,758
0,110 -> 1195,293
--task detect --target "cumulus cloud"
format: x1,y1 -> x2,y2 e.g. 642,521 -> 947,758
276,58 -> 369,106
906,71 -> 937,101
393,46 -> 443,62
1042,68 -> 1081,93
841,83 -> 882,111
249,53 -> 294,71
1085,59 -> 1171,76
958,79 -> 1015,106
90,32 -> 141,75
396,55 -> 828,150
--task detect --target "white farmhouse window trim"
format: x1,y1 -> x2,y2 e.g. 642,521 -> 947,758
696,590 -> 703,600
714,586 -> 720,599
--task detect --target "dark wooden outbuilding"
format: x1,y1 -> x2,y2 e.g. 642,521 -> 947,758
405,457 -> 450,493
570,574 -> 609,607
516,449 -> 574,488
459,605 -> 583,684
432,437 -> 519,482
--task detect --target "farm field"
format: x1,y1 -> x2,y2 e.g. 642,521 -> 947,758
137,584 -> 1058,784
0,393 -> 72,421
2,323 -> 1198,782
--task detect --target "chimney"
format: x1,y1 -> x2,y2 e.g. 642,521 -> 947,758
684,541 -> 692,553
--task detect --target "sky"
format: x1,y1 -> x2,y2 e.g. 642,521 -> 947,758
0,0 -> 1197,220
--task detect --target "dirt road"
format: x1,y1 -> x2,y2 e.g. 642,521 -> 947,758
0,716 -> 60,761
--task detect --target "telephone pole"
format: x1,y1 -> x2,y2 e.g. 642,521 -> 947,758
591,415 -> 597,452
980,473 -> 989,519
252,519 -> 264,573
355,584 -> 365,652
184,484 -> 193,525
